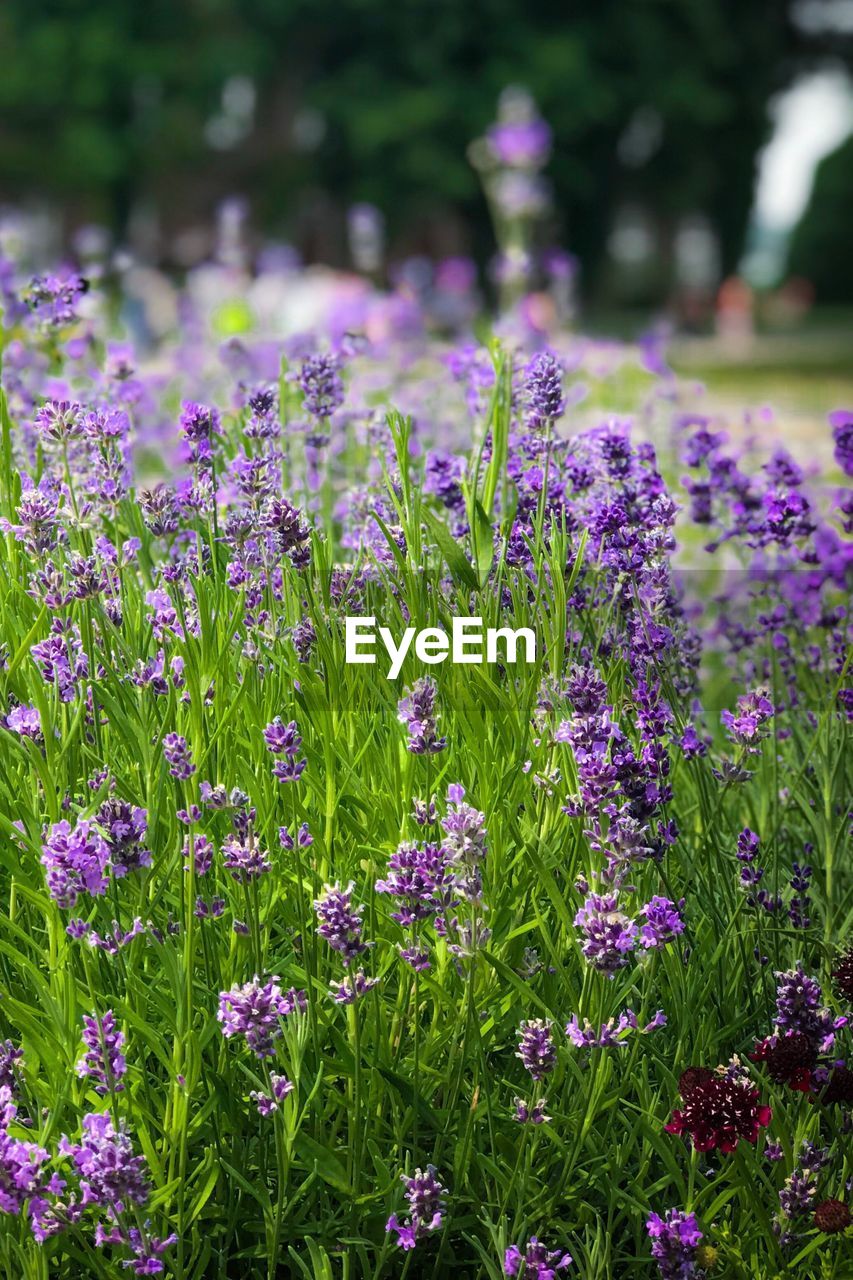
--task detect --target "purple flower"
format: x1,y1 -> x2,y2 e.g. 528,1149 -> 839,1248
0,1042 -> 23,1095
516,1019 -> 557,1081
721,688 -> 774,753
440,784 -> 487,900
574,892 -> 638,974
262,498 -> 311,569
524,351 -> 566,432
26,271 -> 88,327
376,841 -> 451,928
386,1165 -> 446,1251
513,1096 -> 551,1124
566,1008 -> 666,1048
645,1209 -> 703,1280
162,733 -> 195,780
0,1096 -> 50,1214
397,678 -> 446,755
639,897 -> 685,949
504,1237 -> 572,1278
250,1073 -> 294,1116
41,819 -> 111,908
329,970 -> 379,1004
299,353 -> 344,419
95,798 -> 151,876
774,963 -> 846,1053
77,1012 -> 127,1095
5,703 -> 42,740
222,835 -> 271,882
829,409 -> 853,477
314,882 -> 369,965
263,717 -> 307,782
218,976 -> 306,1059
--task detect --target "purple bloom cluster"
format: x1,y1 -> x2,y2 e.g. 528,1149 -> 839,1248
95,798 -> 151,877
77,1012 -> 127,1095
314,882 -> 369,965
516,1019 -> 557,1081
397,677 -> 446,755
721,688 -> 775,753
299,353 -> 344,419
774,964 -> 846,1053
504,1237 -> 572,1278
162,733 -> 195,780
524,350 -> 566,432
386,1165 -> 446,1251
566,1008 -> 666,1048
41,819 -> 111,908
645,1209 -> 703,1279
222,835 -> 271,882
639,897 -> 685,949
574,892 -> 638,974
262,498 -> 312,569
218,976 -> 306,1058
250,1073 -> 294,1117
263,716 -> 307,782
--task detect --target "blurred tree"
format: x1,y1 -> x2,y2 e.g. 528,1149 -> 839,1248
0,0 -> 846,295
787,133 -> 853,301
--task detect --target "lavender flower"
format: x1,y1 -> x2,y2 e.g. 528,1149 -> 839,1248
5,703 -> 41,739
574,892 -> 638,974
162,733 -> 195,780
218,976 -> 306,1058
516,1019 -> 557,1081
314,882 -> 369,965
504,1237 -> 572,1277
524,351 -> 566,432
774,963 -> 846,1053
41,819 -> 111,908
0,1094 -> 50,1214
513,1096 -> 551,1124
329,970 -> 379,1004
299,353 -> 344,419
262,498 -> 311,569
59,1112 -> 143,1202
441,783 -> 487,899
721,688 -> 775,753
77,1012 -> 127,1095
397,678 -> 446,755
263,717 -> 307,782
95,798 -> 151,876
386,1166 -> 446,1251
645,1209 -> 703,1280
639,897 -> 685,950
222,835 -> 271,882
830,409 -> 853,476
250,1074 -> 294,1116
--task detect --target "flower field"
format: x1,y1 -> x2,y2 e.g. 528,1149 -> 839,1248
0,259 -> 850,1280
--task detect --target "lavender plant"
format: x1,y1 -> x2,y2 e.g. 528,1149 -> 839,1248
0,236 -> 849,1280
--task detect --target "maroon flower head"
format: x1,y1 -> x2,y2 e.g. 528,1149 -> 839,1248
750,1032 -> 817,1093
814,1199 -> 851,1234
666,1072 -> 771,1152
832,945 -> 853,1003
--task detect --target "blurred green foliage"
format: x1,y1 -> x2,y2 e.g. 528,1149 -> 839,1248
0,0 -> 844,286
787,134 -> 853,302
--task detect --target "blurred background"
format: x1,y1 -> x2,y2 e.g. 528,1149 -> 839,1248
1,0 -> 852,400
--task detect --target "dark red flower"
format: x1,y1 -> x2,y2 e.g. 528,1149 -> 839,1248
832,946 -> 853,1003
678,1067 -> 715,1096
814,1199 -> 851,1234
750,1033 -> 817,1092
665,1074 -> 772,1153
817,1065 -> 853,1106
